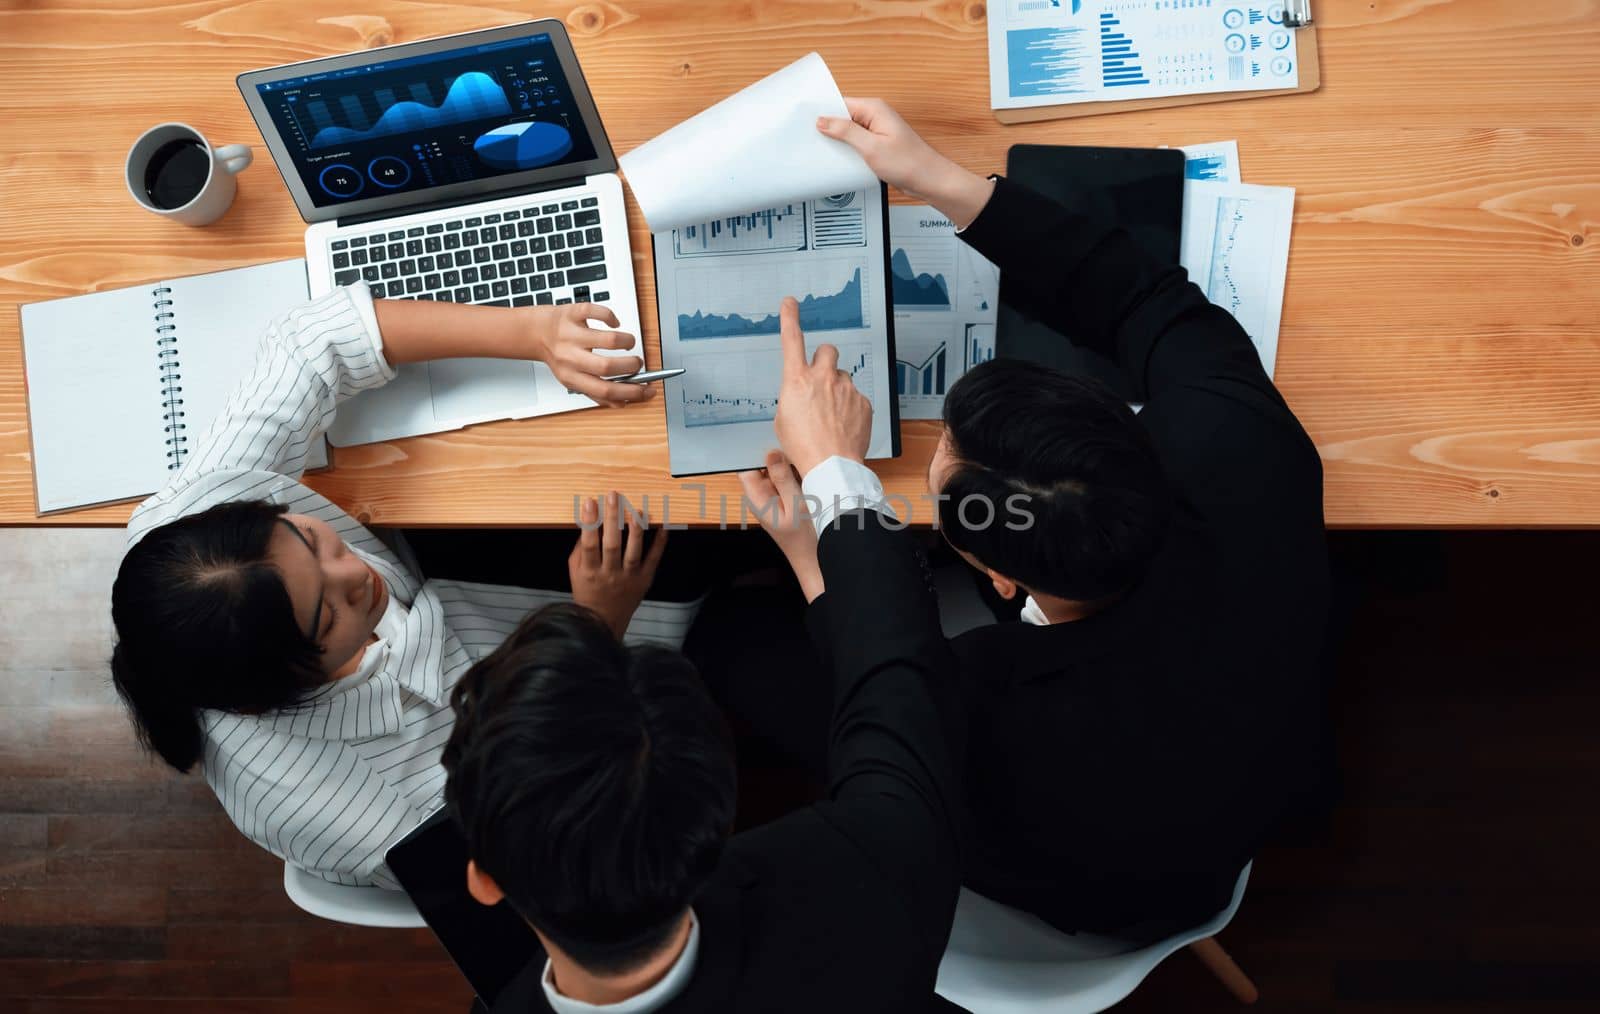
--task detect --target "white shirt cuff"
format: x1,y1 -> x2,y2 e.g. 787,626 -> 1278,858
800,456 -> 894,538
345,282 -> 396,381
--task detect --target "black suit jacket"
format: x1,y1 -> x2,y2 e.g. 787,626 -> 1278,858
491,519 -> 967,1013
948,179 -> 1331,935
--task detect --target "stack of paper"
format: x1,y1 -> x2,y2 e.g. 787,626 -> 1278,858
1176,141 -> 1295,377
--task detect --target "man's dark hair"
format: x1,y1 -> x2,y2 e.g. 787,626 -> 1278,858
443,603 -> 736,975
110,500 -> 325,772
938,359 -> 1172,603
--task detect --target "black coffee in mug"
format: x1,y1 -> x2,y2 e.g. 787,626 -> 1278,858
143,139 -> 211,210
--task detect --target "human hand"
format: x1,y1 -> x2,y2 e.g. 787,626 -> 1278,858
526,303 -> 651,406
815,97 -> 995,229
569,492 -> 669,638
738,450 -> 824,602
772,297 -> 872,477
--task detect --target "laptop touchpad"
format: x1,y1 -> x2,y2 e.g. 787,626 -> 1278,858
429,359 -> 541,425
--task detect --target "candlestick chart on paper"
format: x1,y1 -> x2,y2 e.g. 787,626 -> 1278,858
679,346 -> 876,429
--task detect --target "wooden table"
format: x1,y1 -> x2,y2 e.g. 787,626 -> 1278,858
3,0 -> 1596,527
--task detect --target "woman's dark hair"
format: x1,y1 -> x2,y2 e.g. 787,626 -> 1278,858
110,499 -> 324,773
443,603 -> 736,976
939,359 -> 1172,603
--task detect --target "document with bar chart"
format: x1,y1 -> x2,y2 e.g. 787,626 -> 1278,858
887,206 -> 1001,419
653,187 -> 898,476
989,1 -> 1300,109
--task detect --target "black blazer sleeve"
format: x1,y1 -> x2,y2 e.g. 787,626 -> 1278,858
958,178 -> 1323,527
803,513 -> 965,963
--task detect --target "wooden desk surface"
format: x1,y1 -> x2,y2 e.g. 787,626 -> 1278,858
3,0 -> 1596,528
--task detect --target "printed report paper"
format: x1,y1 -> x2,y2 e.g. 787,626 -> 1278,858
886,206 -> 1000,420
624,54 -> 895,476
989,1 -> 1300,110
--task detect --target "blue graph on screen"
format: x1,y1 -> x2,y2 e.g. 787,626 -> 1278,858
890,249 -> 952,310
1099,12 -> 1150,88
306,72 -> 512,148
678,268 -> 865,340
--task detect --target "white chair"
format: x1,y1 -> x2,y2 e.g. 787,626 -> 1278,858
283,861 -> 427,928
936,863 -> 1258,1013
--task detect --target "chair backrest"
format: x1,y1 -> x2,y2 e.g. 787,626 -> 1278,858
282,861 -> 427,928
935,862 -> 1252,1014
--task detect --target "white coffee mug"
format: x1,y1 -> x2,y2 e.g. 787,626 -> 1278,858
125,123 -> 253,226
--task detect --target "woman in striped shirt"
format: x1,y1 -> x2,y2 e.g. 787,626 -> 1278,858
108,285 -> 694,888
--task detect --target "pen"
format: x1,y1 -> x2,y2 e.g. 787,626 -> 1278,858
609,368 -> 686,385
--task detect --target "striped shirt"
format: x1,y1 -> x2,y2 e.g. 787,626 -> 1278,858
126,285 -> 697,888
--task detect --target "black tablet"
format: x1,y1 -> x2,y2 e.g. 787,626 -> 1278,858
997,145 -> 1184,397
387,811 -> 540,1006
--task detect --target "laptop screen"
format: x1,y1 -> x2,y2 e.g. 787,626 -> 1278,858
239,22 -> 617,223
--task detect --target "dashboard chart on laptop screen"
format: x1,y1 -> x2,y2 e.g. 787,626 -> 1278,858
256,33 -> 598,207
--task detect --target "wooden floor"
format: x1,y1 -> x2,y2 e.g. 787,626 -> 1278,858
2,529 -> 1598,1012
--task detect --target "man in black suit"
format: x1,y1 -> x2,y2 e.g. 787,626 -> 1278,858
439,300 -> 965,1013
699,99 -> 1329,938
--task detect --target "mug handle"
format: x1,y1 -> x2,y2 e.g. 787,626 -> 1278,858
215,144 -> 253,174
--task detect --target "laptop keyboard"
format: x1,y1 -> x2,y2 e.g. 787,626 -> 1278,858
327,196 -> 612,308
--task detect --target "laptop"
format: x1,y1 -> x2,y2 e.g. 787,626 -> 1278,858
387,810 -> 541,1006
238,20 -> 642,447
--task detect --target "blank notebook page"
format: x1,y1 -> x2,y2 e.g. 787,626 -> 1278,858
20,260 -> 312,514
173,260 -> 313,467
22,286 -> 167,513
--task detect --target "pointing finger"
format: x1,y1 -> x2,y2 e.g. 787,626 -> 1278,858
778,297 -> 807,375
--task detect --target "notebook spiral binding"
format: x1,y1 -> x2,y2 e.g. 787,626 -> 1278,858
153,287 -> 187,469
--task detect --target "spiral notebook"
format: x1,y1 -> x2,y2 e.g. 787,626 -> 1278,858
19,259 -> 325,515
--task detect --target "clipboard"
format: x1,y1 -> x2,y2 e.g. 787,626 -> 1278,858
995,3 -> 1321,125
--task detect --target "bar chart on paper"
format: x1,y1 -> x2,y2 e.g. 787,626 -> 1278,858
896,343 -> 948,397
675,260 -> 869,340
965,324 -> 996,370
680,346 -> 875,428
673,204 -> 808,258
1098,10 -> 1149,88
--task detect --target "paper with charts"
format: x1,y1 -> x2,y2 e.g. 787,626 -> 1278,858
887,206 -> 1001,420
1179,179 -> 1294,377
653,187 -> 897,476
989,1 -> 1301,110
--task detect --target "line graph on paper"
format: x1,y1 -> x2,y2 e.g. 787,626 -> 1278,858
679,345 -> 875,428
1194,188 -> 1292,379
675,258 -> 869,340
1207,196 -> 1277,323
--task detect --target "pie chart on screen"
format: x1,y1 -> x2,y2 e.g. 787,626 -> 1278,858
473,121 -> 573,170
